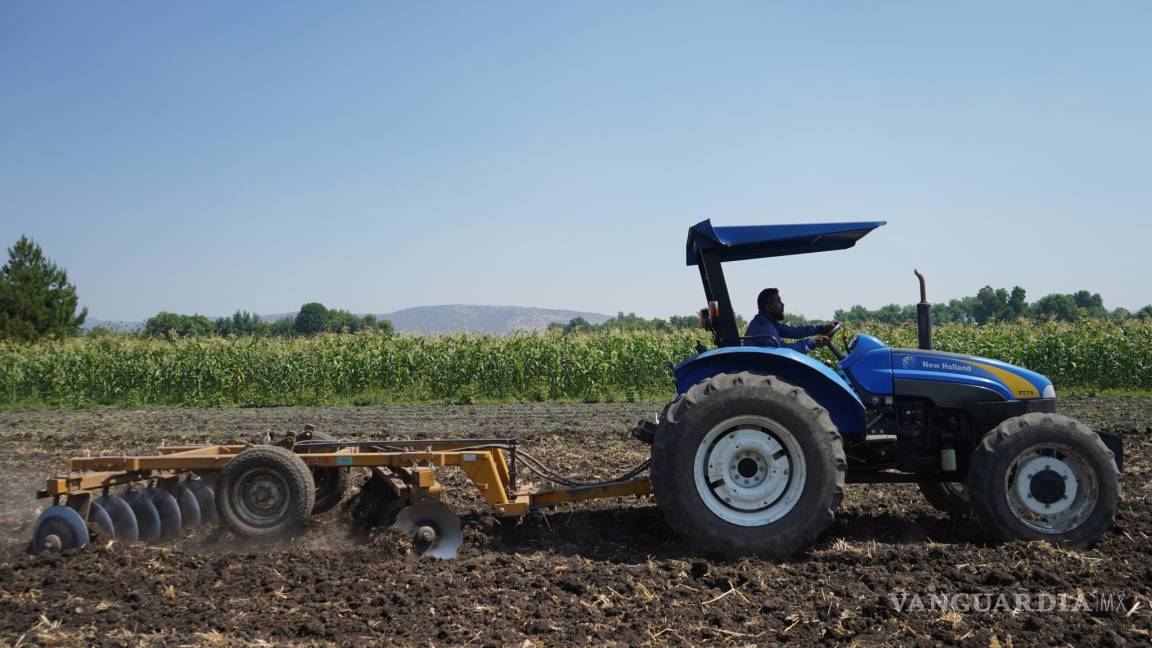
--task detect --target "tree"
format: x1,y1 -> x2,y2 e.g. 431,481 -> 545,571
1033,294 -> 1080,322
973,286 -> 1009,324
1007,286 -> 1028,319
0,235 -> 87,340
269,317 -> 295,336
1072,290 -> 1107,319
562,316 -> 594,335
293,302 -> 329,335
215,310 -> 268,337
325,309 -> 361,333
143,312 -> 214,338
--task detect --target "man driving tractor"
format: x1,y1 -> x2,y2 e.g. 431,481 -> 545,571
744,287 -> 839,353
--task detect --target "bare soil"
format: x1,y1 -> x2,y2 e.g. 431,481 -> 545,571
1,397 -> 1149,646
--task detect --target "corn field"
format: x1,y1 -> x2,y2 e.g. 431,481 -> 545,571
0,320 -> 1149,408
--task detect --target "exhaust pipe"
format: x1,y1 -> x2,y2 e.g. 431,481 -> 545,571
914,269 -> 932,350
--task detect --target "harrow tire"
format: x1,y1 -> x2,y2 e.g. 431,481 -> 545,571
96,494 -> 139,542
183,479 -> 218,525
918,481 -> 972,517
303,431 -> 351,515
216,445 -> 315,540
651,372 -> 846,559
967,413 -> 1118,547
121,492 -> 161,544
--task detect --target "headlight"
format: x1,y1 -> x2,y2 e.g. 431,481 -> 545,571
1042,384 -> 1056,399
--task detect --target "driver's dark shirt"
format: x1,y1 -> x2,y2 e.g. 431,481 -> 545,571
744,314 -> 822,353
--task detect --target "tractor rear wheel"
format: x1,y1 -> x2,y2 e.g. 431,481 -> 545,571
651,372 -> 846,558
216,446 -> 315,540
967,413 -> 1118,547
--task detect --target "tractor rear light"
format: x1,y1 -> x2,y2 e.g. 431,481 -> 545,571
698,309 -> 708,328
708,301 -> 720,319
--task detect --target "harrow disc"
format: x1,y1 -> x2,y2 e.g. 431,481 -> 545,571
145,487 -> 184,542
121,491 -> 162,544
87,501 -> 116,541
392,500 -> 462,560
96,494 -> 139,542
183,479 -> 218,525
31,505 -> 89,554
175,483 -> 202,530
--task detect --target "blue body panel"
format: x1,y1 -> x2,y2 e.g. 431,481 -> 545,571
889,348 -> 1052,400
675,334 -> 1055,436
675,347 -> 867,435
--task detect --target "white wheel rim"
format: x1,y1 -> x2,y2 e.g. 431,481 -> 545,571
693,415 -> 807,526
1004,443 -> 1097,534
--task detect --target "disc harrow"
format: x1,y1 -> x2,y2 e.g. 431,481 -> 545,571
31,424 -> 652,558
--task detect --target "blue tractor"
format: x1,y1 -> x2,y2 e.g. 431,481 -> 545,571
642,219 -> 1122,557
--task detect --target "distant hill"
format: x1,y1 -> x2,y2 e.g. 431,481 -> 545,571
260,305 -> 612,334
81,318 -> 142,332
84,305 -> 612,335
377,305 -> 612,334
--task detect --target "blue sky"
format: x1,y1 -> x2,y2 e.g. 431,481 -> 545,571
2,2 -> 1149,322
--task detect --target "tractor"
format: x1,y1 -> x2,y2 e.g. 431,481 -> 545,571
638,219 -> 1122,557
27,219 -> 1123,560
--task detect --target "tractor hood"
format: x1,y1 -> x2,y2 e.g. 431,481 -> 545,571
686,219 -> 886,265
890,348 -> 1055,401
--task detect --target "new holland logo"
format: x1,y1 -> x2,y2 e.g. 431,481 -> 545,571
901,355 -> 917,369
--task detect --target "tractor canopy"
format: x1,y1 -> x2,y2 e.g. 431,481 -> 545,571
687,219 -> 886,349
686,219 -> 886,266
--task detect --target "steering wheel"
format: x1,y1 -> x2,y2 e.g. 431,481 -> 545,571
824,322 -> 845,361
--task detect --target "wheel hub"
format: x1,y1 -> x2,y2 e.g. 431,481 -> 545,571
1005,444 -> 1096,534
233,468 -> 291,527
694,416 -> 806,527
1028,468 -> 1067,505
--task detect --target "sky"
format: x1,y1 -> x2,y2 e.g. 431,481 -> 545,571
2,1 -> 1150,323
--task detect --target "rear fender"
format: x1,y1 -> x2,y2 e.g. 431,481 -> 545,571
674,348 -> 866,437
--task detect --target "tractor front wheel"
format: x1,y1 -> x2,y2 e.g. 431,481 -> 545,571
967,413 -> 1118,547
651,372 -> 846,558
918,481 -> 971,517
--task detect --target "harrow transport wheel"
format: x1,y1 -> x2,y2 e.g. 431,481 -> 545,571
311,467 -> 351,514
918,481 -> 972,517
31,505 -> 89,554
967,413 -> 1119,547
216,445 -> 315,540
96,494 -> 139,542
304,431 -> 351,515
651,372 -> 846,558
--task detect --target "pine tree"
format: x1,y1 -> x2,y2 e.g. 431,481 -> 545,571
0,236 -> 87,341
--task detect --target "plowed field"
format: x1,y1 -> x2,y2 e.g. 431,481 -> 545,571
1,398 -> 1149,646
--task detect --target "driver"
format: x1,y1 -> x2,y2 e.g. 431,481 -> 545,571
744,288 -> 839,354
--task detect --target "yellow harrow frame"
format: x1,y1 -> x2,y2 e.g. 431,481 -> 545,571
39,438 -> 653,517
